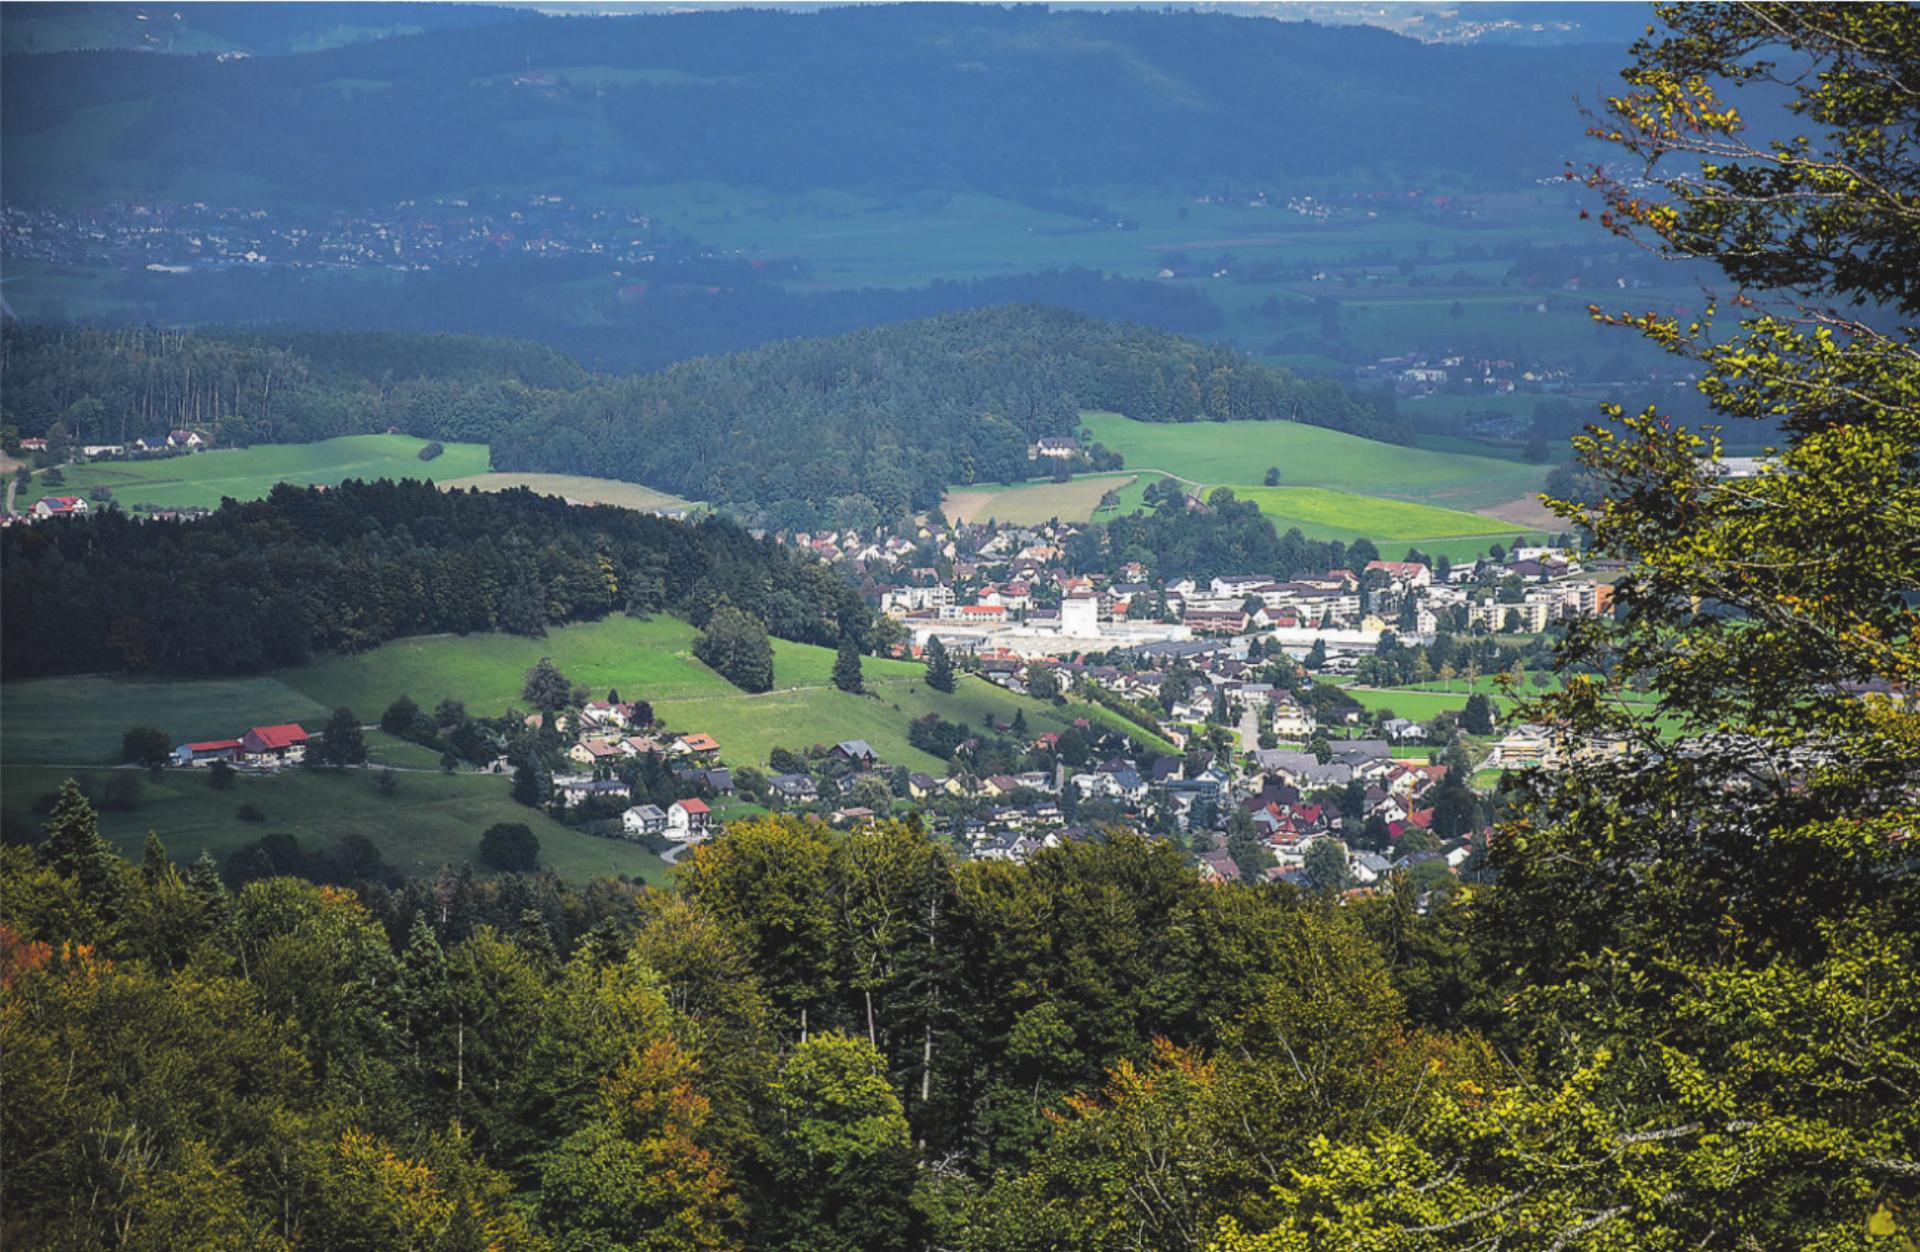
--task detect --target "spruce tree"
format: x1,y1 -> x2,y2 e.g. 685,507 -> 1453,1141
925,636 -> 955,693
141,831 -> 171,884
42,779 -> 120,915
833,636 -> 864,694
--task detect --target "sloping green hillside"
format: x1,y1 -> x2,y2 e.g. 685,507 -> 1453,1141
1,615 -> 1166,778
18,434 -> 489,512
1080,410 -> 1545,511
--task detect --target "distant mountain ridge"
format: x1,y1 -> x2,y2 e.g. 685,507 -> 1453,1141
3,4 -> 1618,206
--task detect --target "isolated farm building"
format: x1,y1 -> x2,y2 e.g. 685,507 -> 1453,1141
241,724 -> 309,765
31,496 -> 89,519
172,739 -> 241,767
1029,436 -> 1080,460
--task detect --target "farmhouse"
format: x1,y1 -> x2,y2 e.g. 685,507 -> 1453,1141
1029,436 -> 1080,460
241,724 -> 310,765
171,739 -> 241,767
32,496 -> 89,519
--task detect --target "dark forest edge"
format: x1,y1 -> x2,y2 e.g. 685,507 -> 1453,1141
0,479 -> 868,680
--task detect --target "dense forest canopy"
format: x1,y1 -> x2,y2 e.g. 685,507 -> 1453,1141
0,323 -> 582,447
2,306 -> 1401,512
489,306 -> 1402,514
0,479 -> 867,679
1,6 -> 1616,206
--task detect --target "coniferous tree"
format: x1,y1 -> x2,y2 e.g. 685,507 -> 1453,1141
832,636 -> 864,694
1460,692 -> 1495,735
925,636 -> 955,693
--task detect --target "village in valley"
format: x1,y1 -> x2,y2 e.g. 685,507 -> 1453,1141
127,486 -> 1625,897
11,414 -> 1630,897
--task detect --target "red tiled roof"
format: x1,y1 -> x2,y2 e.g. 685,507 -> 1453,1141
186,739 -> 243,752
245,723 -> 309,749
676,798 -> 711,814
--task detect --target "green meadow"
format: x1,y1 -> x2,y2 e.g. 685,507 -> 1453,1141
1230,485 -> 1518,548
0,764 -> 667,884
1,615 -> 1173,874
1079,411 -> 1546,511
19,434 -> 490,512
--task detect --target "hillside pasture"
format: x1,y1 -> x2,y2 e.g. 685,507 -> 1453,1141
942,473 -> 1137,525
1231,485 -> 1522,549
17,434 -> 489,513
0,763 -> 667,884
440,471 -> 699,513
1079,411 -> 1545,511
0,615 -> 1172,872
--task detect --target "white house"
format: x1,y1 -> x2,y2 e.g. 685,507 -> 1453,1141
622,804 -> 668,837
666,798 -> 712,840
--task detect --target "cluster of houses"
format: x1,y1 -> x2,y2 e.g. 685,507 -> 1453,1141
2,193 -> 665,275
838,510 -> 1611,667
542,699 -> 733,844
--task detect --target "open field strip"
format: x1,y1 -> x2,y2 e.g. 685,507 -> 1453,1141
439,471 -> 700,513
17,434 -> 490,512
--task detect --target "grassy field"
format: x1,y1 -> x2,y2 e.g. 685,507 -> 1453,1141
1,616 -> 1171,869
17,435 -> 490,513
0,764 -> 667,884
1079,411 -> 1546,511
441,472 -> 699,513
941,474 -> 1137,525
1231,485 -> 1519,546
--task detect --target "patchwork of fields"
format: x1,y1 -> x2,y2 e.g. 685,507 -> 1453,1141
16,434 -> 490,512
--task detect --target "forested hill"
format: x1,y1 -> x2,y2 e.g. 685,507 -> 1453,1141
0,480 -> 868,679
0,324 -> 585,448
4,308 -> 1397,515
489,306 -> 1400,515
2,6 -> 1614,205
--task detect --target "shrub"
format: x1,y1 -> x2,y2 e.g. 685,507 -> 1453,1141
418,441 -> 445,462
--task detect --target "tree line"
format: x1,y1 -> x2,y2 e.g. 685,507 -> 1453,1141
0,478 -> 867,679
